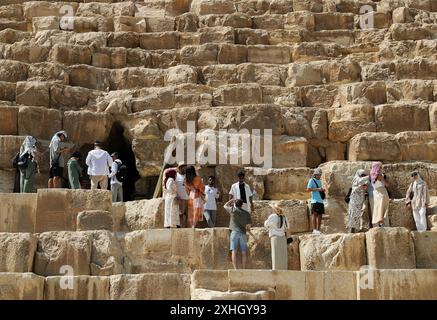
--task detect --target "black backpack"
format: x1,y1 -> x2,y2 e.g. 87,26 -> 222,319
115,162 -> 127,183
17,153 -> 30,170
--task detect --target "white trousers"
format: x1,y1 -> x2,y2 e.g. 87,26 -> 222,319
413,207 -> 427,231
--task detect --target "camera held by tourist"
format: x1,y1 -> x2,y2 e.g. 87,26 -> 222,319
370,162 -> 390,227
347,169 -> 369,233
185,165 -> 205,229
175,162 -> 189,228
229,170 -> 253,214
109,152 -> 124,202
224,198 -> 253,270
203,176 -> 220,228
406,170 -> 429,232
306,168 -> 325,235
67,151 -> 83,189
163,168 -> 181,228
48,131 -> 71,189
264,205 -> 289,270
17,136 -> 38,193
86,141 -> 113,190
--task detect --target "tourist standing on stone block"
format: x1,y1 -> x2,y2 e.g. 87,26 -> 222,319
229,170 -> 253,214
18,136 -> 38,193
224,198 -> 253,270
370,162 -> 390,227
264,205 -> 289,270
48,131 -> 71,188
67,151 -> 82,189
175,162 -> 189,228
406,170 -> 429,231
204,176 -> 220,228
86,141 -> 113,190
347,169 -> 369,233
108,152 -> 123,202
306,168 -> 325,234
185,165 -> 205,228
163,168 -> 181,228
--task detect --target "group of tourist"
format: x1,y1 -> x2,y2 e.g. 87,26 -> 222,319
13,132 -> 126,202
346,162 -> 430,233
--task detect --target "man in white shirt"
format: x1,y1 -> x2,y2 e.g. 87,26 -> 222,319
175,162 -> 189,227
86,141 -> 113,190
229,170 -> 253,213
204,176 -> 220,227
108,152 -> 123,202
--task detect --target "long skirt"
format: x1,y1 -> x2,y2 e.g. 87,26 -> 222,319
271,236 -> 288,270
372,187 -> 389,225
347,189 -> 366,230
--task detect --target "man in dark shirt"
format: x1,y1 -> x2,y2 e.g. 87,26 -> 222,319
224,198 -> 253,269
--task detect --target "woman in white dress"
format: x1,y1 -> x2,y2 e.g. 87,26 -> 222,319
264,205 -> 289,270
406,170 -> 429,231
370,162 -> 390,227
163,168 -> 181,228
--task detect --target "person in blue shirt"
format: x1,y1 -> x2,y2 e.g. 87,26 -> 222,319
306,168 -> 325,234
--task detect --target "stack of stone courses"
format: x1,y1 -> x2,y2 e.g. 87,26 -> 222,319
0,0 -> 437,300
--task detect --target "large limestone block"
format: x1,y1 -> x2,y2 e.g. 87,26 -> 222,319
69,65 -> 111,91
35,189 -> 112,233
321,197 -> 348,234
328,105 -> 376,142
213,84 -> 262,106
218,43 -> 248,64
23,1 -> 78,20
124,198 -> 164,231
252,200 -> 309,233
348,132 -> 401,162
199,26 -> 235,44
139,32 -> 179,50
88,231 -> 125,276
0,233 -> 37,272
286,63 -> 322,87
0,105 -> 18,135
107,32 -> 139,48
62,111 -> 113,144
44,276 -> 110,300
111,202 -> 128,231
375,103 -> 430,133
248,45 -> 291,64
386,80 -> 434,103
0,273 -> 45,300
18,106 -> 62,140
114,16 -> 146,33
388,199 -> 416,230
0,170 -> 15,193
180,44 -> 218,66
0,81 -> 16,101
299,233 -> 366,271
314,13 -> 354,31
0,193 -> 37,233
49,44 -> 92,65
390,23 -> 432,41
132,138 -> 168,177
77,211 -> 113,232
264,167 -> 313,200
76,2 -> 134,17
0,135 -> 24,169
429,102 -> 437,131
0,60 -> 28,82
92,47 -> 127,69
191,288 -> 275,300
273,136 -> 307,168
110,67 -> 164,90
338,81 -> 386,106
16,81 -> 50,108
166,65 -> 197,85
34,231 -> 92,276
109,273 -> 190,300
358,269 -> 437,300
396,131 -> 437,162
191,0 -> 236,15
191,270 -> 228,292
366,227 -> 416,269
411,231 -> 437,268
32,16 -> 60,32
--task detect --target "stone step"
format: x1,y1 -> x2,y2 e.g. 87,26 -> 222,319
0,228 -> 436,277
191,268 -> 437,300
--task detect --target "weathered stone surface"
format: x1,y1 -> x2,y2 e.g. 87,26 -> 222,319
49,44 -> 92,65
44,276 -> 110,300
430,102 -> 437,131
358,269 -> 437,300
388,199 -> 416,230
34,231 -> 92,276
339,81 -> 387,106
252,200 -> 309,233
181,44 -> 218,66
62,111 -> 113,144
35,189 -> 112,233
0,193 -> 37,233
321,197 -> 349,234
191,288 -> 275,300
0,105 -> 18,135
264,167 -> 312,200
109,273 -> 190,300
299,233 -> 366,271
18,106 -> 62,140
77,211 -> 113,232
0,233 -> 37,272
124,198 -> 164,231
348,132 -> 402,162
0,135 -> 24,170
0,273 -> 45,300
191,270 -> 228,292
191,0 -> 236,15
248,45 -> 291,64
16,81 -> 50,108
213,84 -> 262,106
397,131 -> 437,162
0,170 -> 15,193
366,227 -> 416,269
411,231 -> 437,268
114,16 -> 146,33
139,32 -> 178,50
88,230 -> 125,276
375,103 -> 430,133
32,16 -> 59,32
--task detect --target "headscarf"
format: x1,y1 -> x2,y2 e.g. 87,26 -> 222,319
352,169 -> 368,191
19,136 -> 37,158
49,131 -> 68,149
370,162 -> 382,183
164,167 -> 177,189
271,204 -> 287,229
411,170 -> 425,186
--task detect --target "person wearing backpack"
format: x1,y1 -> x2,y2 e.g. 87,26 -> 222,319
306,168 -> 325,234
108,152 -> 123,202
18,136 -> 38,193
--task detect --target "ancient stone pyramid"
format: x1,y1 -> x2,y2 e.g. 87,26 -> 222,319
0,0 -> 437,300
